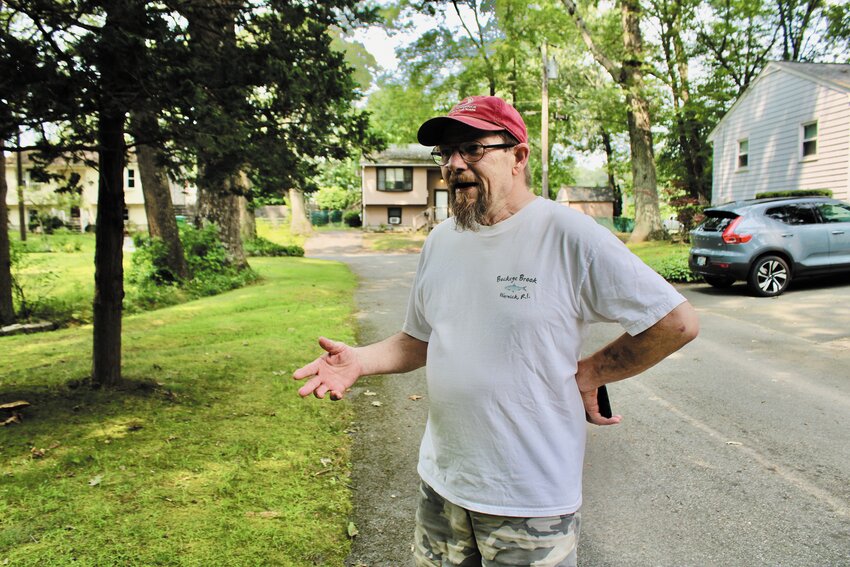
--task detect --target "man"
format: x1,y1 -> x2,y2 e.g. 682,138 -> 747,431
294,95 -> 699,566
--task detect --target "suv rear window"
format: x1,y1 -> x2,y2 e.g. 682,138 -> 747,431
765,204 -> 818,225
700,213 -> 737,232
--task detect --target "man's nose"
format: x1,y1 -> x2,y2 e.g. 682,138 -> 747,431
446,147 -> 467,170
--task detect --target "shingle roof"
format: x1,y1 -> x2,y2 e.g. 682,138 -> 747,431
361,144 -> 435,166
769,61 -> 850,91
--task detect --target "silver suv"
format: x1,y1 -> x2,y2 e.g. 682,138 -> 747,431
689,196 -> 850,296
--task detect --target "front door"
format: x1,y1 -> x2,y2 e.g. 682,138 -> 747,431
435,190 -> 448,222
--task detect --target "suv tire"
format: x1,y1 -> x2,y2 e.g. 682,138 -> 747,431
748,255 -> 791,297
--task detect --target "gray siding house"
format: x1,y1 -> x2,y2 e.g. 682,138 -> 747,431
708,62 -> 850,204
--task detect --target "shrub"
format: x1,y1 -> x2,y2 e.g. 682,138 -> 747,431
128,224 -> 259,309
343,210 -> 362,228
755,189 -> 833,199
244,237 -> 304,257
651,255 -> 700,283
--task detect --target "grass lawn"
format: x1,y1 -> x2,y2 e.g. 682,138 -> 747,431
362,231 -> 426,253
1,257 -> 357,566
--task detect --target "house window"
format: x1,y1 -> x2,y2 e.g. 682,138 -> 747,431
387,207 -> 402,226
737,139 -> 749,169
127,168 -> 136,188
801,121 -> 817,158
377,167 -> 412,192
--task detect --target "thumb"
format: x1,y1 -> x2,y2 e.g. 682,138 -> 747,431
318,336 -> 346,355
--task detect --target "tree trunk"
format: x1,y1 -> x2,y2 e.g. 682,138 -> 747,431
92,1 -> 138,387
561,0 -> 665,241
186,2 -> 249,268
131,112 -> 189,281
0,141 -> 15,325
601,129 -> 623,218
196,174 -> 248,269
92,113 -> 126,386
238,193 -> 256,242
288,188 -> 313,235
620,0 -> 665,242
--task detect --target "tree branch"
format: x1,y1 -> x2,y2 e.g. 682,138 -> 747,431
560,0 -> 622,80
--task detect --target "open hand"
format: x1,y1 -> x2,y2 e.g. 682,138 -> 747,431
292,337 -> 362,400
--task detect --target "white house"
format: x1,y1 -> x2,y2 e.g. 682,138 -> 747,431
4,151 -> 195,232
707,61 -> 850,205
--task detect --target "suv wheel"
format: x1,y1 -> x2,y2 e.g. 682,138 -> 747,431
748,255 -> 791,297
704,275 -> 735,288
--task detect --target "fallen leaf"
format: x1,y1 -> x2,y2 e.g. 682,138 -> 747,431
88,475 -> 103,487
347,521 -> 359,539
30,448 -> 46,459
371,401 -> 382,407
246,511 -> 280,519
408,395 -> 423,401
363,390 -> 377,397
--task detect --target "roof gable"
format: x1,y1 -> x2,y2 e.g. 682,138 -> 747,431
708,61 -> 850,141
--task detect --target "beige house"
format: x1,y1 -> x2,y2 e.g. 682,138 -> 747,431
4,151 -> 195,232
360,145 -> 446,231
555,186 -> 615,219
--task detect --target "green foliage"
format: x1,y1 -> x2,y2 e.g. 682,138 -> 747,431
628,241 -> 698,283
244,237 -> 305,258
128,224 -> 258,311
0,258 -> 358,565
755,189 -> 833,199
315,185 -> 357,211
343,210 -> 362,227
652,254 -> 700,283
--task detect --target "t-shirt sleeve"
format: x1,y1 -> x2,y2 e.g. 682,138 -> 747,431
578,229 -> 686,336
402,244 -> 432,343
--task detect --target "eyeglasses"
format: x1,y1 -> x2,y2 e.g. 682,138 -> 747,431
430,142 -> 517,166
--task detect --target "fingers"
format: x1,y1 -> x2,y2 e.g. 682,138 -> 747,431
588,413 -> 622,426
292,359 -> 321,380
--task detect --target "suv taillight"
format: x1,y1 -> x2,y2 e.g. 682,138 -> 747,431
722,216 -> 752,244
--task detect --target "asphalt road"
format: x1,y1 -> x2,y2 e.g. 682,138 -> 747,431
306,233 -> 850,567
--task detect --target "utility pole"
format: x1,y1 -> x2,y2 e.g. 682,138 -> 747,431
16,130 -> 26,241
541,40 -> 549,200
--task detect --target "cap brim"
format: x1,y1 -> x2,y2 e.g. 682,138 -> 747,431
417,116 -> 505,146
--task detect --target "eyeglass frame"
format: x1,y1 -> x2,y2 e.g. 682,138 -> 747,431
430,142 -> 517,166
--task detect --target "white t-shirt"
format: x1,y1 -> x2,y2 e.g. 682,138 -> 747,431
403,197 -> 686,517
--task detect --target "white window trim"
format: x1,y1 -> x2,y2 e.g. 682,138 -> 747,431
800,120 -> 818,162
736,139 -> 749,171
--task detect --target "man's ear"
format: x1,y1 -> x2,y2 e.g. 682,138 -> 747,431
512,143 -> 530,175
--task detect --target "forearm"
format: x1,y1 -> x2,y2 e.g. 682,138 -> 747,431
355,331 -> 428,377
578,301 -> 699,390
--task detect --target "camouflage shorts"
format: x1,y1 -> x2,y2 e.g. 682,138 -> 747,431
413,481 -> 580,567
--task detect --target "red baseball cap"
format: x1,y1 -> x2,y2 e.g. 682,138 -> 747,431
417,96 -> 528,146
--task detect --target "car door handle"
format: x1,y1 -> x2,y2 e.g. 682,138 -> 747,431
781,233 -> 794,237
832,230 -> 846,235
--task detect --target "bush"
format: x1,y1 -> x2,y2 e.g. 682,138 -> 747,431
127,224 -> 259,309
755,189 -> 833,199
343,210 -> 362,228
646,254 -> 700,283
244,237 -> 304,257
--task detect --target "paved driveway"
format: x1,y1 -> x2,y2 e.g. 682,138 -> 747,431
306,232 -> 850,566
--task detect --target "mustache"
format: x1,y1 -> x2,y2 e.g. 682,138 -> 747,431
449,175 -> 478,189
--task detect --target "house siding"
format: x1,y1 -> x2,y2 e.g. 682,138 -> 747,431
361,160 -> 438,230
4,152 -> 196,231
710,66 -> 850,204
